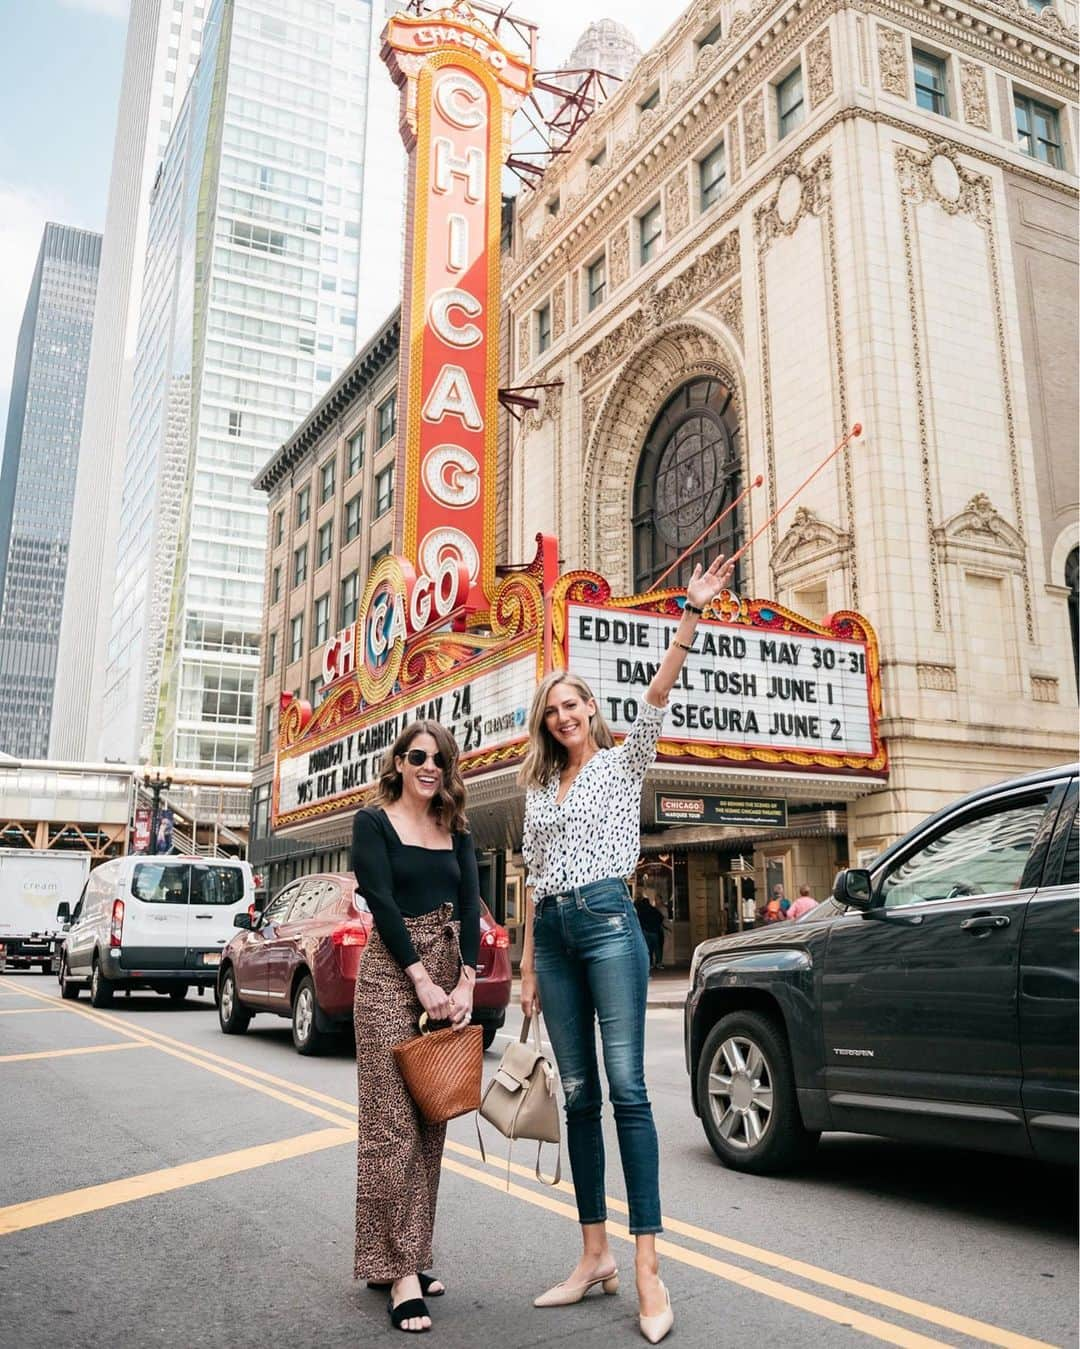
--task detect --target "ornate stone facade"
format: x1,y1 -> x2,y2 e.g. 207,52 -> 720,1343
504,0 -> 1078,873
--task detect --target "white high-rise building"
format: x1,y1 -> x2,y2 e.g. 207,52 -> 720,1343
100,0 -> 377,772
49,0 -> 203,762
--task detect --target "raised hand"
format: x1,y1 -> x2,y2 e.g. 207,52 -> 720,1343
686,554 -> 735,611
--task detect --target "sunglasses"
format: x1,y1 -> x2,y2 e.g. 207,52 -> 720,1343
404,748 -> 447,769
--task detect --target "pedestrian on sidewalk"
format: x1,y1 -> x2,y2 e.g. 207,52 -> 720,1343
787,885 -> 819,921
634,893 -> 665,970
518,552 -> 734,1346
350,721 -> 481,1334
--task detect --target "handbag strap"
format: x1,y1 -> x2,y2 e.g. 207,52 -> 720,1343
475,1114 -> 562,1189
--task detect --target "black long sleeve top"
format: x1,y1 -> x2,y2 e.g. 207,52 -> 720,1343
350,806 -> 480,971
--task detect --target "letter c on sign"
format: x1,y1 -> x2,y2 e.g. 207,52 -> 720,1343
434,71 -> 486,129
423,444 -> 480,509
428,288 -> 482,349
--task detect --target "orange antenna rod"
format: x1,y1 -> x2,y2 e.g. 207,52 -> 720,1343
654,475 -> 764,590
729,424 -> 863,567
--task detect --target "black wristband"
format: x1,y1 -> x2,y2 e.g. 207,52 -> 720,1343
683,602 -> 704,616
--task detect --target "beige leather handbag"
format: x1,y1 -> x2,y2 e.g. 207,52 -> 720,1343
477,1014 -> 562,1186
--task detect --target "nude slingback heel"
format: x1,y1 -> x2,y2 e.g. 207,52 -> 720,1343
533,1269 -> 620,1307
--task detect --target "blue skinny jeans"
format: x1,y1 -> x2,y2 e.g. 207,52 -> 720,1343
532,878 -> 662,1235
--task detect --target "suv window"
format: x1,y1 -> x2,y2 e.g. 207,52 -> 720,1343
289,883 -> 323,921
132,863 -> 189,905
262,883 -> 300,925
1060,803 -> 1078,887
880,793 -> 1050,908
316,882 -> 343,913
190,866 -> 245,906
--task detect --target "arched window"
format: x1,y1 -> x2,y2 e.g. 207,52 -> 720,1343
632,376 -> 742,593
1067,546 -> 1078,698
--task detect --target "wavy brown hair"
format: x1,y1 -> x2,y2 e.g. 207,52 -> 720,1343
375,720 -> 469,833
518,670 -> 615,791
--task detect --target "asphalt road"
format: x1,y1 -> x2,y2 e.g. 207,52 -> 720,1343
0,970 -> 1075,1349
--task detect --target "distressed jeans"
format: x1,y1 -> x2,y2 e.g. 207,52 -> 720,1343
533,878 -> 662,1235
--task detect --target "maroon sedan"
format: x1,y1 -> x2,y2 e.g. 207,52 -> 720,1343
217,872 -> 510,1054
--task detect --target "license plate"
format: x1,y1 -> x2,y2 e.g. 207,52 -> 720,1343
201,952 -> 221,966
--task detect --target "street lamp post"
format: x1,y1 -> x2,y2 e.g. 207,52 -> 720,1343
145,772 -> 173,856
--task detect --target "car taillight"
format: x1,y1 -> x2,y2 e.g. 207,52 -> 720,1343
481,925 -> 510,950
332,923 -> 369,948
110,900 -> 124,948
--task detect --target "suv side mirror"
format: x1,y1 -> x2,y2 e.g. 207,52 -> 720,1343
833,868 -> 874,911
232,912 -> 253,930
56,902 -> 71,922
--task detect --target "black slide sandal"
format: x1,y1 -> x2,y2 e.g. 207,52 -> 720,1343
368,1273 -> 444,1297
388,1295 -> 431,1332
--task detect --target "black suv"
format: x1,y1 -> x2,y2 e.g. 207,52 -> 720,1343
685,764 -> 1078,1173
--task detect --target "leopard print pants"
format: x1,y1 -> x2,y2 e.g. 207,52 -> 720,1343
353,904 -> 462,1281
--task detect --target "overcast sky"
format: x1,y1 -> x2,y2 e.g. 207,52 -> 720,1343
0,0 -> 680,431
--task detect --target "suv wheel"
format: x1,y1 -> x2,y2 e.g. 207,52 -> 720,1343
59,955 -> 80,1001
697,1011 -> 819,1174
89,958 -> 115,1008
291,975 -> 331,1056
218,968 -> 251,1035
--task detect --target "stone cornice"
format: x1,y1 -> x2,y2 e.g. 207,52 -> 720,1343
508,98 -> 1077,324
508,0 -> 1077,298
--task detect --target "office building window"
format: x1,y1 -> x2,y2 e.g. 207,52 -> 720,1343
317,520 -> 333,567
293,545 -> 307,587
271,565 -> 281,603
290,613 -> 304,663
639,203 -> 662,264
347,427 -> 364,477
587,256 -> 606,311
314,593 -> 330,645
777,67 -> 805,139
274,509 -> 284,546
267,631 -> 277,675
913,49 -> 949,116
319,457 -> 335,504
639,87 -> 660,113
344,493 -> 362,542
371,542 -> 391,566
699,140 -> 727,210
340,570 -> 359,627
537,303 -> 551,353
263,704 -> 275,755
697,20 -> 723,49
296,484 -> 310,526
374,465 -> 394,518
1014,93 -> 1063,167
588,144 -> 607,169
309,677 -> 322,707
377,393 -> 396,447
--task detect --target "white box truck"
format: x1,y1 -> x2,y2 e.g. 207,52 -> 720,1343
0,850 -> 92,973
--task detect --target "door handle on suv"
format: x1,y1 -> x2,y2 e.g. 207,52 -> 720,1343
960,914 -> 1010,933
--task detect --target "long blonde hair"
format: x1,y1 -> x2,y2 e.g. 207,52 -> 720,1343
375,720 -> 469,833
518,670 -> 615,791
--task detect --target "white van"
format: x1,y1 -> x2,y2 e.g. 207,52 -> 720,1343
58,856 -> 254,1007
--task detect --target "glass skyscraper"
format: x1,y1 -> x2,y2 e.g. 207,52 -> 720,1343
0,224 -> 102,759
100,0 -> 375,770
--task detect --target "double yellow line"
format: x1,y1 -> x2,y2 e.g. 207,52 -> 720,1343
0,977 -> 1058,1349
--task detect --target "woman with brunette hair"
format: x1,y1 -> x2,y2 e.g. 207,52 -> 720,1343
519,556 -> 733,1345
351,720 -> 480,1334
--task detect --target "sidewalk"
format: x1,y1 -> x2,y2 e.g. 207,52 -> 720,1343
510,969 -> 689,1010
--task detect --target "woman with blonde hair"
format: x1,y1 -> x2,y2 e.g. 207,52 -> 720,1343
351,719 -> 480,1334
519,555 -> 733,1344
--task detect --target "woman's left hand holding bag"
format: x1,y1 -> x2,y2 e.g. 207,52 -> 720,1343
449,968 -> 475,1030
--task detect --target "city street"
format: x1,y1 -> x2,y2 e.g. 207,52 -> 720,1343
0,971 -> 1075,1349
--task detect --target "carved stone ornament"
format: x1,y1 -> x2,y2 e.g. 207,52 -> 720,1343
571,272 -> 580,327
1031,676 -> 1060,703
772,506 -> 851,573
552,280 -> 566,340
581,383 -> 609,444
729,118 -> 742,184
523,367 -> 563,432
743,89 -> 766,165
517,314 -> 531,371
960,60 -> 991,131
609,222 -> 631,291
807,28 -> 834,109
756,151 -> 831,250
917,663 -> 958,692
665,166 -> 691,238
877,24 -> 909,99
896,143 -> 991,225
705,283 -> 744,348
580,232 -> 740,386
935,492 -> 1025,560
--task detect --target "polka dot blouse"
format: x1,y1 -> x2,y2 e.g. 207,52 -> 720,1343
522,699 -> 666,899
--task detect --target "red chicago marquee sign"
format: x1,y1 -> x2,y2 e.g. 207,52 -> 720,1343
383,4 -> 532,613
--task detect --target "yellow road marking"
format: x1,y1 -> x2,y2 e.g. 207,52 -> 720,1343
442,1157 -> 951,1349
0,979 -> 1058,1349
0,1006 -> 67,1015
0,1127 -> 352,1236
0,1042 -> 144,1063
